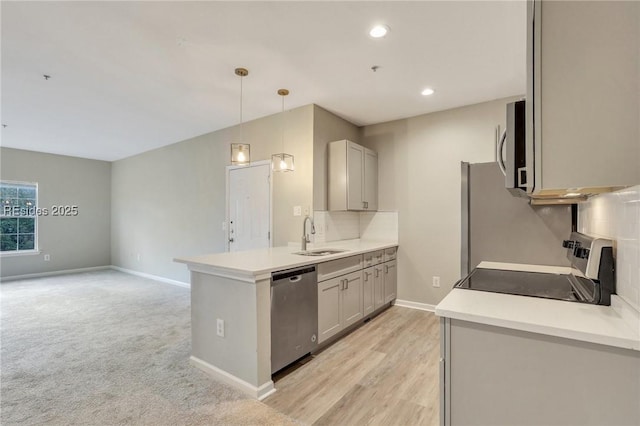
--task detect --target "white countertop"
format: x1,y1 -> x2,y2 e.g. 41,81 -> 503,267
435,262 -> 640,351
175,239 -> 397,281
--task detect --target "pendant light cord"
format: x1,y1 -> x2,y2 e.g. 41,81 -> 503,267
281,94 -> 285,152
239,74 -> 243,142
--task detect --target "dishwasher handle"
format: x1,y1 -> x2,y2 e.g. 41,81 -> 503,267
272,266 -> 316,283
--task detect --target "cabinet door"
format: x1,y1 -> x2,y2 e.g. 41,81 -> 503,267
363,267 -> 375,316
346,142 -> 364,210
341,271 -> 363,328
529,0 -> 640,192
383,260 -> 397,303
363,148 -> 378,211
373,264 -> 385,310
318,277 -> 342,344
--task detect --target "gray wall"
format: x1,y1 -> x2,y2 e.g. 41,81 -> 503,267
361,97 -> 521,306
469,162 -> 571,270
312,105 -> 361,211
111,105 -> 314,283
0,148 -> 111,278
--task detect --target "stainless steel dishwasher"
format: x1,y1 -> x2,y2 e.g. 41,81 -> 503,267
271,265 -> 318,374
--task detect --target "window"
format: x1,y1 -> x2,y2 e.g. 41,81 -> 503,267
1,181 -> 38,253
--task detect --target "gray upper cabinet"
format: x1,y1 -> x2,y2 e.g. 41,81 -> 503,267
328,140 -> 378,211
526,0 -> 640,197
363,148 -> 378,211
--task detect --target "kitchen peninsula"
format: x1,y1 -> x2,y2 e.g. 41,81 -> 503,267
175,239 -> 398,399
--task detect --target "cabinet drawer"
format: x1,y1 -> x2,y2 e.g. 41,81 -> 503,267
317,255 -> 363,282
363,250 -> 384,267
384,247 -> 397,262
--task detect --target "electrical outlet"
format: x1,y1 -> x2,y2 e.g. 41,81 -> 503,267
432,276 -> 441,288
293,206 -> 302,216
44,254 -> 50,261
303,206 -> 310,216
216,319 -> 225,337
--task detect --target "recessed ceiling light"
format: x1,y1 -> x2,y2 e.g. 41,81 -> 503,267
421,88 -> 435,96
369,25 -> 389,38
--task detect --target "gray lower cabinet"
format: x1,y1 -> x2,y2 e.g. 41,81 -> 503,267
317,277 -> 342,343
373,264 -> 385,310
363,267 -> 375,316
383,259 -> 397,303
318,270 -> 363,344
341,271 -> 363,328
440,317 -> 640,426
317,248 -> 397,345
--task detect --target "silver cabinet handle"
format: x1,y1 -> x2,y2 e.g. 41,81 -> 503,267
384,264 -> 389,274
375,268 -> 379,278
497,127 -> 507,177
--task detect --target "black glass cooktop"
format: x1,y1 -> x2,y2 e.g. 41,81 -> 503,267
455,268 -> 599,304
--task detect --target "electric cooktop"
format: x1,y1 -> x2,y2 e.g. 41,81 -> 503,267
455,232 -> 615,306
454,268 -> 597,303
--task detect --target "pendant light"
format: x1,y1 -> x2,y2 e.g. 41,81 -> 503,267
271,89 -> 294,172
230,67 -> 250,165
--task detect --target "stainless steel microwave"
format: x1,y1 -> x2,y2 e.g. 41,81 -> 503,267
498,100 -> 527,196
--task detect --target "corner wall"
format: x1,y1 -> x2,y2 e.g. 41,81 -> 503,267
0,148 -> 111,278
360,97 -> 520,306
110,105 -> 314,283
312,105 -> 361,211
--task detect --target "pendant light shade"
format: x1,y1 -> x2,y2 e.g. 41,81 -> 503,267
231,143 -> 250,165
230,68 -> 250,165
272,89 -> 294,172
271,153 -> 294,172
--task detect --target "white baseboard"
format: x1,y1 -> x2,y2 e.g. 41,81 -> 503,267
190,356 -> 276,400
1,266 -> 111,282
394,299 -> 436,312
110,266 -> 190,289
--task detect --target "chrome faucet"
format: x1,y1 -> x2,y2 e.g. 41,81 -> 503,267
301,215 -> 315,251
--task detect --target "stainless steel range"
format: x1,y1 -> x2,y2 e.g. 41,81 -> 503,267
455,232 -> 615,305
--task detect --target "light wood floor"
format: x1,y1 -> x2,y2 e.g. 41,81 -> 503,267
264,306 -> 440,426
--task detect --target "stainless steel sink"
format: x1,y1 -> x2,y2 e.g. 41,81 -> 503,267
293,249 -> 348,256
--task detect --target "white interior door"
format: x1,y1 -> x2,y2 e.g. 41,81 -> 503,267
228,163 -> 271,252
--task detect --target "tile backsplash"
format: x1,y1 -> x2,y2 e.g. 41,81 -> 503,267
360,211 -> 399,241
578,185 -> 640,312
313,211 -> 398,243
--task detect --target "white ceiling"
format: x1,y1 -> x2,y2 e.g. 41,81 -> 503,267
1,1 -> 526,161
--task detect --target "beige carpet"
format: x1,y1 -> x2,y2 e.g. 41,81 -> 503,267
0,270 -> 297,425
